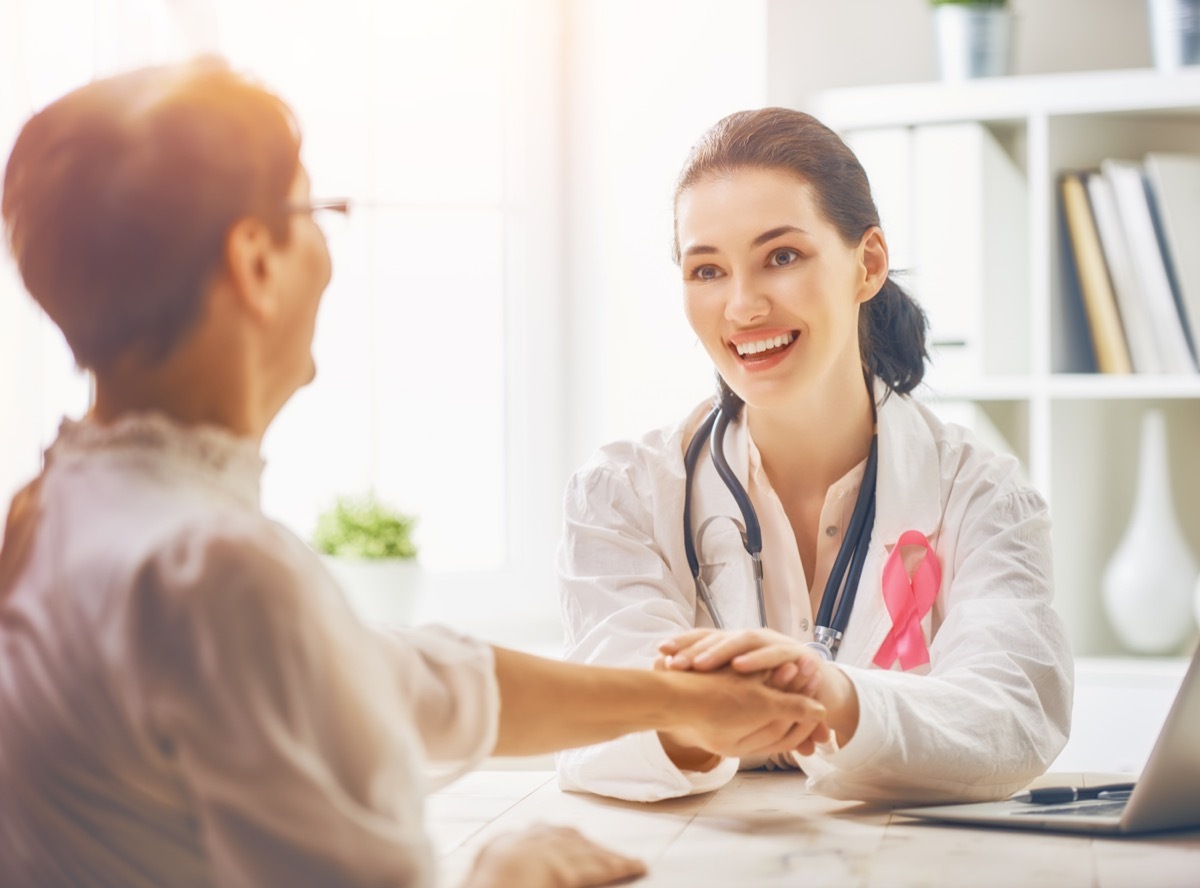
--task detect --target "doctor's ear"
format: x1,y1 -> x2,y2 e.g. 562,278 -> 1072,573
223,217 -> 282,322
856,227 -> 889,304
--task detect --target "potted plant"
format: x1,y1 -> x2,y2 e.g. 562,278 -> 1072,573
930,0 -> 1014,81
313,493 -> 423,626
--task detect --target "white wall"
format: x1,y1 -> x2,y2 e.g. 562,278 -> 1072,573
768,0 -> 1154,111
562,0 -> 770,471
561,0 -> 1158,472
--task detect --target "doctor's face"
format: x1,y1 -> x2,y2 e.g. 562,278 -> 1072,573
676,168 -> 878,412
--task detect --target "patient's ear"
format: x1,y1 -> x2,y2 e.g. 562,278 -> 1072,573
223,218 -> 281,322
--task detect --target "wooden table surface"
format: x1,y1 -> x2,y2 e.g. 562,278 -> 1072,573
427,769 -> 1200,887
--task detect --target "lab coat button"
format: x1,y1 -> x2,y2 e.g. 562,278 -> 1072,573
825,525 -> 837,537
799,618 -> 809,631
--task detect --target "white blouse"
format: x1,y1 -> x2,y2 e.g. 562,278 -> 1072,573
0,414 -> 499,888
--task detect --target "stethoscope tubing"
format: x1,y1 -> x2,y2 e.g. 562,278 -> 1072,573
682,404 -> 877,658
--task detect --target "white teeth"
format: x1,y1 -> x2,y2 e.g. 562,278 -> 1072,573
736,333 -> 795,356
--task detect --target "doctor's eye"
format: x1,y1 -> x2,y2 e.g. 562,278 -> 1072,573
688,264 -> 723,282
768,248 -> 801,267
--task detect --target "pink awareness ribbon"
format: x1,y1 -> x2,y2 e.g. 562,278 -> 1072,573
873,530 -> 941,671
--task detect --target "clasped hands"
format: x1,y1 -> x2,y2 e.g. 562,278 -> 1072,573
655,627 -> 858,769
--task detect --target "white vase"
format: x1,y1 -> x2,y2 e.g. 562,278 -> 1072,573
321,556 -> 424,627
1101,410 -> 1198,654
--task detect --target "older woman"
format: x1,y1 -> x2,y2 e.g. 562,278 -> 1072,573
0,60 -> 827,888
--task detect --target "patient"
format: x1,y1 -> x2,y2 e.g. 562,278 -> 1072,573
0,59 -> 829,888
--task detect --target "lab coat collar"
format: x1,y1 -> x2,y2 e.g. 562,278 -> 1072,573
682,381 -> 944,547
872,379 -> 944,547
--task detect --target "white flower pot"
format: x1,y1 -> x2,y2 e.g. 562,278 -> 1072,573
321,556 -> 423,627
1148,0 -> 1200,70
934,6 -> 1014,81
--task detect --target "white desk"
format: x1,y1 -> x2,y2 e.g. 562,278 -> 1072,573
428,770 -> 1200,887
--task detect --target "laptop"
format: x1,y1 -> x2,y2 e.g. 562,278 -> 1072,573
894,642 -> 1200,835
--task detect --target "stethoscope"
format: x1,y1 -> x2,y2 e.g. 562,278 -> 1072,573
682,403 -> 878,661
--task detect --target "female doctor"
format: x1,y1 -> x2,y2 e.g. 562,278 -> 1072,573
556,108 -> 1073,804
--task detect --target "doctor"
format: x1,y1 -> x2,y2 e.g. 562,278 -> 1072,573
557,108 -> 1073,804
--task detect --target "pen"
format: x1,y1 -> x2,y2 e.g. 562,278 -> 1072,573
1010,782 -> 1136,804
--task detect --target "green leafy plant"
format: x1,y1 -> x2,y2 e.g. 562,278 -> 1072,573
312,494 -> 418,560
930,0 -> 1006,5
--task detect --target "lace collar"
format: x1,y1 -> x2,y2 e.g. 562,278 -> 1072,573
48,413 -> 264,508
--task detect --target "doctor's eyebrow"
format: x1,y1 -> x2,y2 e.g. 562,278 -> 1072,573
682,225 -> 811,258
750,225 -> 809,248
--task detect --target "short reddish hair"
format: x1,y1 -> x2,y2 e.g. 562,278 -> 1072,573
2,57 -> 301,370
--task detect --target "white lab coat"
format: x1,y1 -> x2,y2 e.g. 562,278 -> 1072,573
556,386 -> 1073,804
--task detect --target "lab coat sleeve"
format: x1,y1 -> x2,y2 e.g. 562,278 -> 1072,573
796,482 -> 1073,804
125,516 -> 496,887
555,452 -> 739,801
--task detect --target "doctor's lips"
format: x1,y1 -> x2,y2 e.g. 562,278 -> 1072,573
729,329 -> 798,363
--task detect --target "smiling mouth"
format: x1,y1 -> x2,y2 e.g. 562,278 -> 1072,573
734,331 -> 798,359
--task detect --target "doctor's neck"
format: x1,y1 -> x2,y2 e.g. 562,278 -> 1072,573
745,373 -> 875,494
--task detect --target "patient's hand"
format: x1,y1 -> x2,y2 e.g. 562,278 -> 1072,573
463,823 -> 646,888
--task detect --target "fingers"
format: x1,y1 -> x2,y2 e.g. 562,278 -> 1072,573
790,721 -> 834,757
667,628 -> 797,672
770,662 -> 799,688
474,824 -> 647,888
732,718 -> 799,754
730,642 -> 822,674
657,627 -> 717,655
768,660 -> 823,696
660,630 -> 737,670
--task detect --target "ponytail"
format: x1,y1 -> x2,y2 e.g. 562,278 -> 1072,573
860,274 -> 928,396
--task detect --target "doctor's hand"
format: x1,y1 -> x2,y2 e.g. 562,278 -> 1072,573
654,663 -> 830,771
463,823 -> 646,888
659,628 -> 859,748
658,628 -> 824,695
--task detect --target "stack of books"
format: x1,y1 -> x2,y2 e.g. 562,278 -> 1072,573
1059,154 -> 1200,375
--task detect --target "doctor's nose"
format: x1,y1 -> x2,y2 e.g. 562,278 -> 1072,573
724,274 -> 771,324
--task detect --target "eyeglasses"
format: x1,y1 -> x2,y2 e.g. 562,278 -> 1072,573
283,198 -> 351,238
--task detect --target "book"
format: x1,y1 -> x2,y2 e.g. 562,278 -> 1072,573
1059,171 -> 1133,374
1100,159 -> 1196,374
1085,171 -> 1163,374
1144,152 -> 1200,362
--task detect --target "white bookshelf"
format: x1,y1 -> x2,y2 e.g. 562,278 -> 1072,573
814,68 -> 1200,657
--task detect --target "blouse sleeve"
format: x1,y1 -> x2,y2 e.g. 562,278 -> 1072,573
124,515 -> 497,888
555,456 -> 739,802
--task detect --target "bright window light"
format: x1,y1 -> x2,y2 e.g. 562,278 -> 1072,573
1,0 -> 554,576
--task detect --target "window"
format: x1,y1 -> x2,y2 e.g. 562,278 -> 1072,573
0,0 -> 565,626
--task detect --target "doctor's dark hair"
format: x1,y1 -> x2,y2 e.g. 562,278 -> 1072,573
2,56 -> 301,372
671,107 -> 928,401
